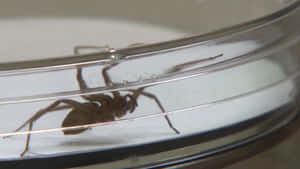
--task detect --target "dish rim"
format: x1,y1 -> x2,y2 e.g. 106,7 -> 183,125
0,1 -> 299,73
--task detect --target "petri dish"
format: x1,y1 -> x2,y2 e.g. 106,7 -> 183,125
0,0 -> 300,168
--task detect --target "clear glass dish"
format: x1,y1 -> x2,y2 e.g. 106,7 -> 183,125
0,0 -> 300,168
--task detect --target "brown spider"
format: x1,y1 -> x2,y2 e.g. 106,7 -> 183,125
6,44 -> 222,157
6,46 -> 181,157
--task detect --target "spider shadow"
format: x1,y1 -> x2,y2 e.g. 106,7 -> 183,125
58,129 -> 178,148
59,136 -> 127,148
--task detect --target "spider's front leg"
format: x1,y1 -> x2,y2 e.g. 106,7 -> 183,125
74,45 -> 121,99
128,88 -> 180,134
139,90 -> 180,134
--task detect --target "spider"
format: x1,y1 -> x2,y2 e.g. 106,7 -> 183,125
6,45 -> 222,157
5,45 -> 182,157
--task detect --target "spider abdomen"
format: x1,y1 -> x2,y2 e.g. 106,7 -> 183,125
62,103 -> 99,135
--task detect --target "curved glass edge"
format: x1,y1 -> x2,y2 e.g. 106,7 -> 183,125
138,106 -> 298,169
153,107 -> 300,169
0,100 -> 298,169
0,1 -> 299,165
0,4 -> 299,104
0,1 -> 299,73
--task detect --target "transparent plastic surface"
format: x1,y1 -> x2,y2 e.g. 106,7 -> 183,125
0,0 -> 300,168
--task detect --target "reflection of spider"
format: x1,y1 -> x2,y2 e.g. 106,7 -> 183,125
6,46 -> 182,157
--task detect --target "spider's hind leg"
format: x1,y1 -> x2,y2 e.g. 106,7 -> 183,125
9,99 -> 83,157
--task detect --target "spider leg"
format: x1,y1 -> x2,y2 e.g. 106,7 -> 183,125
102,63 -> 122,97
20,121 -> 33,157
8,99 -> 85,157
167,54 -> 223,73
102,63 -> 118,86
74,45 -> 114,102
74,46 -> 121,100
76,67 -> 97,102
131,89 -> 180,134
73,45 -> 116,87
75,67 -> 115,106
76,67 -> 88,90
74,48 -> 96,102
